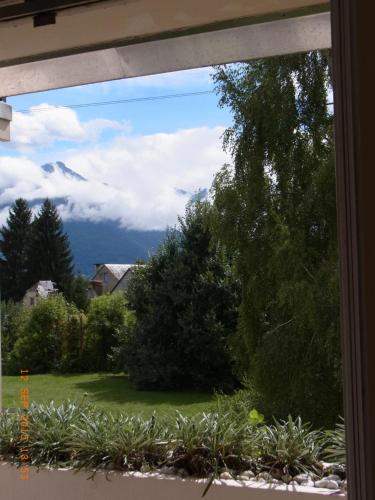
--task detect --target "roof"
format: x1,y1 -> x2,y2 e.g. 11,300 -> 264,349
104,264 -> 133,280
26,280 -> 58,298
91,264 -> 133,282
111,265 -> 144,293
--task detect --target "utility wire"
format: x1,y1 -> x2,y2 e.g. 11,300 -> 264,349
15,90 -> 334,114
16,90 -> 216,113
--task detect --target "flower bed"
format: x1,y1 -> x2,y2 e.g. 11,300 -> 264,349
0,401 -> 347,497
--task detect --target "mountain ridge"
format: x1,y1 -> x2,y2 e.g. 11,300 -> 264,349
1,161 -> 166,276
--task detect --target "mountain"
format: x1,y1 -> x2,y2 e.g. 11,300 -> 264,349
0,161 -> 167,276
1,161 -> 210,276
41,161 -> 87,181
65,220 -> 165,276
40,162 -> 166,275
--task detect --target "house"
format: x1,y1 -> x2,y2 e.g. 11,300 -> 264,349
23,280 -> 59,307
111,266 -> 140,294
87,264 -> 140,298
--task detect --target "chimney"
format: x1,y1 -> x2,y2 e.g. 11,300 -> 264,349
94,263 -> 103,273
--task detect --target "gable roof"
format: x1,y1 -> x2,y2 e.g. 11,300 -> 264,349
90,264 -> 133,282
104,264 -> 133,280
111,265 -> 144,293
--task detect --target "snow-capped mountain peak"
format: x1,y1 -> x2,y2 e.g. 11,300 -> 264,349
41,161 -> 87,182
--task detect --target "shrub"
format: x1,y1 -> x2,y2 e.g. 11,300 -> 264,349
8,295 -> 69,374
6,296 -> 90,374
214,382 -> 260,420
60,303 -> 87,372
1,300 -> 24,374
84,292 -> 132,371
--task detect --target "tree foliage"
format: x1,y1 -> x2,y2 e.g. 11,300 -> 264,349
5,292 -> 133,374
0,198 -> 77,303
60,303 -> 87,372
211,52 -> 341,426
1,300 -> 24,373
8,295 -> 69,374
68,274 -> 90,312
29,199 -> 74,296
0,199 -> 33,301
85,292 -> 132,371
125,200 -> 239,391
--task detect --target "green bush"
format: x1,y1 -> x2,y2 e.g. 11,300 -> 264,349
84,292 -> 133,371
8,295 -> 69,374
60,303 -> 87,372
6,296 -> 89,374
1,300 -> 24,374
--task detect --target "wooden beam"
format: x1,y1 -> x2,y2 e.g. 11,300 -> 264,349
0,12 -> 331,97
0,0 -> 329,68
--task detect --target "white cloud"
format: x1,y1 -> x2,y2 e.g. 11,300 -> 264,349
9,104 -> 129,148
0,126 -> 229,230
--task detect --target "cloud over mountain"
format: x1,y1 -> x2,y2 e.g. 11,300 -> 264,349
0,126 -> 229,230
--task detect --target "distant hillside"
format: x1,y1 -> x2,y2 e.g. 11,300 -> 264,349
65,220 -> 165,276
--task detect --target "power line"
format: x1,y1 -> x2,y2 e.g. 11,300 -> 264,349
16,90 -> 216,113
15,90 -> 334,114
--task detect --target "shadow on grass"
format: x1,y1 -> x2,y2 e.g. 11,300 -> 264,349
74,374 -> 213,409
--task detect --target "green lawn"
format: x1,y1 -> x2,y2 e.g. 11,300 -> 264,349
2,373 -> 214,416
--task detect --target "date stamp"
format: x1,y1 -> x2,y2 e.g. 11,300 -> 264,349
19,369 -> 30,480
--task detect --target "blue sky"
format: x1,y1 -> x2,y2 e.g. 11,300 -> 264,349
0,67 -> 233,229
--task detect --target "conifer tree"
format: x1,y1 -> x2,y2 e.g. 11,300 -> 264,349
29,199 -> 74,295
125,200 -> 239,391
0,198 -> 32,301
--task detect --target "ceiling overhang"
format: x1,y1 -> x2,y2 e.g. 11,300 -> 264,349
0,11 -> 331,97
0,0 -> 331,140
0,0 -> 330,97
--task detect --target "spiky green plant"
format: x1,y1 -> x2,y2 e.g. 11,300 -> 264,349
0,409 -> 18,456
0,400 -> 345,480
28,400 -> 97,466
257,416 -> 324,475
323,417 -> 346,465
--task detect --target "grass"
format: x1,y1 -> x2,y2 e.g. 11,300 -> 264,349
1,372 -> 214,416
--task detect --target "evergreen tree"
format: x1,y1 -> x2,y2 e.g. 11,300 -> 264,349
29,199 -> 74,295
125,200 -> 239,391
69,274 -> 90,311
211,52 -> 340,426
0,198 -> 32,301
